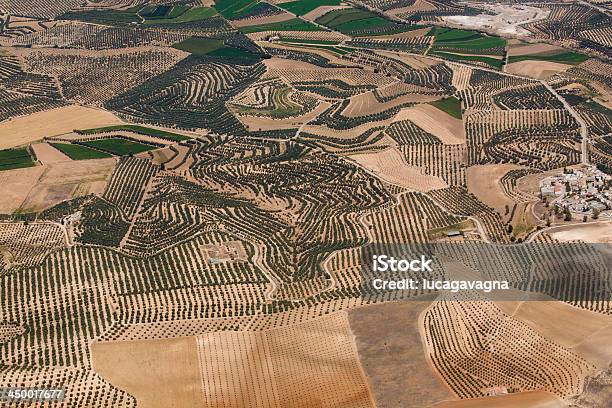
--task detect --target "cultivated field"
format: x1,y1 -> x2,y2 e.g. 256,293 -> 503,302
0,105 -> 123,149
0,0 -> 610,406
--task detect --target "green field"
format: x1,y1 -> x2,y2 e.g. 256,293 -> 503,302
428,27 -> 483,42
143,6 -> 217,25
0,148 -> 35,171
279,0 -> 342,16
430,97 -> 462,119
207,47 -> 261,60
140,5 -> 189,19
428,27 -> 505,55
59,5 -> 142,25
316,9 -> 388,32
172,37 -> 224,55
81,138 -> 156,156
431,51 -> 504,69
50,143 -> 113,160
214,0 -> 259,19
238,18 -> 322,33
75,125 -> 190,142
315,8 -> 418,36
507,51 -> 590,65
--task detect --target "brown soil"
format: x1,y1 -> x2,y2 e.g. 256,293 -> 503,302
506,61 -> 571,80
548,221 -> 612,243
0,105 -> 123,149
17,158 -> 116,212
31,142 -> 70,164
393,105 -> 465,144
430,390 -> 566,408
348,297 -> 457,408
466,163 -> 526,218
195,311 -> 374,408
92,337 -> 203,408
349,147 -> 448,192
232,12 -> 294,28
343,92 -> 438,118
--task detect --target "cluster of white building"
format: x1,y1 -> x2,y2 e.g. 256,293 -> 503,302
540,166 -> 612,215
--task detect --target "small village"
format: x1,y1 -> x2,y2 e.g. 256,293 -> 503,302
540,165 -> 612,219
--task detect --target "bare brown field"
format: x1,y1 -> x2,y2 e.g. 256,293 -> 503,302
0,166 -> 45,213
145,146 -> 176,166
0,105 -> 123,149
506,61 -> 572,80
548,221 -> 612,243
196,312 -> 374,408
348,297 -> 457,408
343,91 -> 438,118
466,164 -> 526,216
303,5 -> 351,21
513,295 -> 611,346
511,294 -> 612,368
394,105 -> 465,144
18,158 -> 116,212
92,337 -> 203,408
571,324 -> 612,369
431,390 -> 566,408
349,147 -> 448,191
31,142 -> 70,164
506,43 -> 567,57
377,50 -> 440,68
232,12 -> 294,28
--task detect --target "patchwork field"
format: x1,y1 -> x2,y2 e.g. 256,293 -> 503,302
0,0 -> 610,407
0,105 -> 123,149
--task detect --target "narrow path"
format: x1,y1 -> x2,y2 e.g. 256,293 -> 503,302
540,80 -> 589,164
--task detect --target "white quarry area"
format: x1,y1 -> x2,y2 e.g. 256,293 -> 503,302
442,3 -> 550,36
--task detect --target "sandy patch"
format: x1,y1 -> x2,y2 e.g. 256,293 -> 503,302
431,390 -> 566,408
31,142 -> 70,164
232,12 -> 294,28
506,60 -> 571,80
348,297 -> 457,407
349,147 -> 448,191
18,158 -> 116,212
343,91 -> 438,118
196,312 -> 374,407
572,324 -> 612,369
442,4 -> 549,37
393,104 -> 464,144
548,221 -> 612,243
303,5 -> 352,21
92,337 -> 203,408
511,294 -> 612,368
0,105 -> 123,149
0,166 -> 45,213
507,43 -> 567,57
236,100 -> 330,131
466,164 -> 526,215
